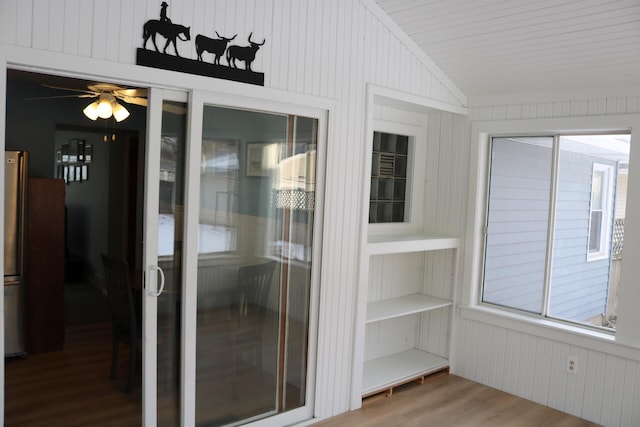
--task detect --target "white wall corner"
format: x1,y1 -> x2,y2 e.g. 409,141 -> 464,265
359,0 -> 467,109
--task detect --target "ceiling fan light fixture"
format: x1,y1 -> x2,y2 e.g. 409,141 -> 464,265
111,101 -> 130,122
96,94 -> 114,119
83,101 -> 100,120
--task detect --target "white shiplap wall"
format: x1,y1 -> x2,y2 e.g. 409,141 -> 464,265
0,0 -> 467,420
455,97 -> 640,426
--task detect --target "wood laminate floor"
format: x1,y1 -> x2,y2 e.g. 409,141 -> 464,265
314,374 -> 600,427
7,321 -> 600,427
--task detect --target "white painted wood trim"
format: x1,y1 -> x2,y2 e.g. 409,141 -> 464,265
367,235 -> 459,255
371,85 -> 468,116
0,43 -> 336,113
359,0 -> 467,108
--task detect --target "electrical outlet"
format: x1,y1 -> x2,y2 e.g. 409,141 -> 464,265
567,356 -> 578,374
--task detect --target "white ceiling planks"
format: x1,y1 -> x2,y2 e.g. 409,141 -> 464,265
375,0 -> 640,97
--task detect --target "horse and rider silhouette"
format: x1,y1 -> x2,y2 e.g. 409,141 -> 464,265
142,2 -> 265,74
143,2 -> 190,57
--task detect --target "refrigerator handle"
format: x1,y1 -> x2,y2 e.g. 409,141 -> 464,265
147,265 -> 165,297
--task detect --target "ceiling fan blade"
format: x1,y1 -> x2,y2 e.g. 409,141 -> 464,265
41,83 -> 97,96
162,103 -> 187,115
117,95 -> 148,107
114,88 -> 148,98
23,94 -> 96,101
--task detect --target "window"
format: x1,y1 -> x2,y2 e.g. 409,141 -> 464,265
587,163 -> 613,260
482,133 -> 630,330
369,131 -> 409,223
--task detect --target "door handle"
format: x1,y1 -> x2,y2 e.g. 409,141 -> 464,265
148,265 -> 166,297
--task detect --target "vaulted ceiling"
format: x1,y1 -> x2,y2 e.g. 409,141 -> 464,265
375,0 -> 640,98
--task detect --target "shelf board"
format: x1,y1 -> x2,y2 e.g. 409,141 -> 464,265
362,349 -> 448,395
366,234 -> 459,255
366,294 -> 452,323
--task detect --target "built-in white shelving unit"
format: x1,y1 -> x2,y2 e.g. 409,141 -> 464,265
351,84 -> 467,407
361,233 -> 458,397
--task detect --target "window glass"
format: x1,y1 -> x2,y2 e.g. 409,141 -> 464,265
482,134 -> 630,331
482,137 -> 553,314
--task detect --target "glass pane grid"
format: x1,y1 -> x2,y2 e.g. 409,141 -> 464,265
369,131 -> 408,223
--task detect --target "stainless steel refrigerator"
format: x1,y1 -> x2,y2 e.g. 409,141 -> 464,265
4,151 -> 28,357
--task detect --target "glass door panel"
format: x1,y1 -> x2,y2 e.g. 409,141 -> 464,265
143,89 -> 190,426
194,106 -> 318,425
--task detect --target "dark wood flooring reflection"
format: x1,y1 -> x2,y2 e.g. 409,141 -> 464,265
314,374 -> 600,427
5,321 -> 142,426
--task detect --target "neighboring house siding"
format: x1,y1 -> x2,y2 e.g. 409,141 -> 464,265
550,151 -> 615,322
484,138 -> 614,321
483,138 -> 551,313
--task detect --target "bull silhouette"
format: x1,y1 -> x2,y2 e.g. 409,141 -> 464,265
195,32 -> 237,65
226,33 -> 266,72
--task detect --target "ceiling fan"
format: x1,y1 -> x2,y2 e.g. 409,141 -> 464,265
30,82 -> 186,121
34,83 -> 147,122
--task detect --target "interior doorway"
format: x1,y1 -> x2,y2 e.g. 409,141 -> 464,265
4,70 -> 146,425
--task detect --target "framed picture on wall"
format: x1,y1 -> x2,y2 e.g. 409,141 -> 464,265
75,165 -> 82,182
84,145 -> 93,163
201,140 -> 239,177
61,144 -> 69,162
67,166 -> 74,183
82,165 -> 88,181
78,140 -> 85,162
69,139 -> 78,163
246,143 -> 269,177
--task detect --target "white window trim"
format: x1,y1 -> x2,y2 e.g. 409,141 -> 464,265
586,162 -> 614,262
367,120 -> 426,236
462,114 -> 640,350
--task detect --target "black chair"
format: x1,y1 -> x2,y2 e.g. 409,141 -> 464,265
231,260 -> 277,385
101,253 -> 140,393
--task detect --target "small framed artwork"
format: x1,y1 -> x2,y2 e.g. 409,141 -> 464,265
69,139 -> 78,163
246,143 -> 269,177
61,144 -> 69,162
67,166 -> 74,183
75,165 -> 82,182
57,164 -> 64,179
84,145 -> 93,163
78,140 -> 85,162
56,149 -> 62,163
81,165 -> 88,181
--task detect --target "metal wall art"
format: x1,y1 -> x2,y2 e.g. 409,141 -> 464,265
137,2 -> 266,86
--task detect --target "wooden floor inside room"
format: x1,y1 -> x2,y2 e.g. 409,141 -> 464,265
314,374 -> 599,427
5,321 -> 143,427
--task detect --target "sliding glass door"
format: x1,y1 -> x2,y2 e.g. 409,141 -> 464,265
178,94 -> 325,426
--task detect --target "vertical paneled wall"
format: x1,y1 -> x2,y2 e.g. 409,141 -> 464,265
0,0 -> 467,419
455,96 -> 640,426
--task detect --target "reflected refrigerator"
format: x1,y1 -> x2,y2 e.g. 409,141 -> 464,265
4,151 -> 28,357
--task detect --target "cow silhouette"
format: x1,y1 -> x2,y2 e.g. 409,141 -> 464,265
226,33 -> 266,71
195,32 -> 237,65
143,20 -> 191,57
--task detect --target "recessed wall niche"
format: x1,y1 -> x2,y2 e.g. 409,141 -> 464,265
369,131 -> 409,223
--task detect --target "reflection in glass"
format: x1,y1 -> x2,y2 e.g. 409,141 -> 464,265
195,107 -> 317,425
